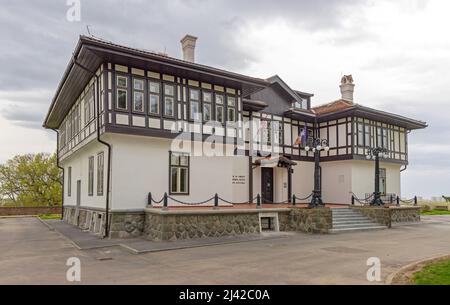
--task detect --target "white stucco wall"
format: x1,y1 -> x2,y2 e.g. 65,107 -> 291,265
351,160 -> 401,200
319,160 -> 401,204
60,141 -> 108,209
108,134 -> 250,210
291,161 -> 314,203
321,161 -> 353,204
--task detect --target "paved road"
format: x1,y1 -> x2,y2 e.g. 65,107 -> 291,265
1,216 -> 450,284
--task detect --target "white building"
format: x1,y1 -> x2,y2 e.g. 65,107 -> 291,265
43,35 -> 427,237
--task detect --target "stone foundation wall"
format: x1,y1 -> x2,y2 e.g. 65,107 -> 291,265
390,206 -> 420,223
109,212 -> 145,238
351,206 -> 421,227
351,206 -> 392,228
143,209 -> 260,241
63,206 -> 106,235
283,208 -> 332,234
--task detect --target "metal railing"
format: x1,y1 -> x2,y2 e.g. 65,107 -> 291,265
148,192 -> 314,210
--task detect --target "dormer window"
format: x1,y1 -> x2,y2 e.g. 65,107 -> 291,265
292,99 -> 305,110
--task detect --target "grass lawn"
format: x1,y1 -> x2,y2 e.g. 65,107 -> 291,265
421,210 -> 450,215
38,214 -> 61,220
414,259 -> 450,285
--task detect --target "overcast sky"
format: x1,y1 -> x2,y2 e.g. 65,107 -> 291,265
0,0 -> 448,198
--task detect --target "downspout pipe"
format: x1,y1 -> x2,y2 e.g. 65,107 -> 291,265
72,56 -> 111,238
51,128 -> 64,220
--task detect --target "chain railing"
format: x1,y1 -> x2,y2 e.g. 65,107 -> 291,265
351,192 -> 418,206
148,192 -> 314,210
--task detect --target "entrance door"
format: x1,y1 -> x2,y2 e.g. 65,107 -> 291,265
261,168 -> 274,203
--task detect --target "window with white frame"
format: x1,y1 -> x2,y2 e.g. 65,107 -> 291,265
88,156 -> 94,196
97,152 -> 104,196
227,96 -> 236,122
189,88 -> 200,120
149,80 -> 160,115
116,76 -> 128,110
357,123 -> 364,146
364,124 -> 370,147
133,79 -> 144,112
379,168 -> 386,195
164,84 -> 175,117
67,166 -> 72,197
169,152 -> 189,195
202,91 -> 212,121
215,94 -> 224,124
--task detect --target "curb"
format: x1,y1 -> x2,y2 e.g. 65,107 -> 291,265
385,254 -> 450,284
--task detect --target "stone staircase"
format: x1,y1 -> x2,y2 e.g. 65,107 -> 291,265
331,208 -> 387,233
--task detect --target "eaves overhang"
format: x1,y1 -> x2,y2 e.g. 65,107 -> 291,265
43,35 -> 269,129
316,104 -> 427,130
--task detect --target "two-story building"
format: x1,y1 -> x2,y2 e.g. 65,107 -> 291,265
43,35 -> 427,237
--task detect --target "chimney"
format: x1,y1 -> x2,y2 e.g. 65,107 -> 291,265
340,75 -> 355,102
180,34 -> 198,63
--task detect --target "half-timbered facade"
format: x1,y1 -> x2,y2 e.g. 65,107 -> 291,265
44,35 -> 426,236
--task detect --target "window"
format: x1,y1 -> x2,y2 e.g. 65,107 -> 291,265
149,81 -> 160,115
215,94 -> 224,124
364,125 -> 370,147
227,96 -> 236,122
67,167 -> 72,197
116,76 -> 128,110
261,120 -> 271,145
292,99 -> 306,110
377,127 -> 382,148
169,152 -> 189,195
164,84 -> 175,117
189,89 -> 200,120
382,128 -> 388,149
88,156 -> 94,196
379,168 -> 386,196
133,79 -> 144,112
357,123 -> 364,146
202,92 -> 212,121
97,152 -> 104,196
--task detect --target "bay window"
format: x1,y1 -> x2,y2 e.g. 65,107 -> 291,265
202,91 -> 212,121
116,76 -> 128,110
164,84 -> 175,117
189,89 -> 200,120
133,79 -> 144,112
227,96 -> 236,122
149,80 -> 160,115
215,94 -> 224,124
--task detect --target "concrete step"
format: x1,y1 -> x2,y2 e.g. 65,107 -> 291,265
333,219 -> 378,225
330,226 -> 387,233
332,216 -> 370,221
332,222 -> 382,229
330,208 -> 386,233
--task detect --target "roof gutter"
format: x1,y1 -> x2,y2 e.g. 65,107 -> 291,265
72,56 -> 111,239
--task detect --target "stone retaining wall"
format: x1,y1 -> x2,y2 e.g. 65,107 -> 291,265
59,205 -> 334,240
351,206 -> 421,227
390,206 -> 420,223
143,209 -> 260,241
0,206 -> 61,216
351,206 -> 392,228
279,208 -> 332,234
109,212 -> 145,238
63,206 -> 106,235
